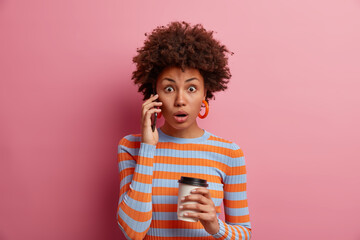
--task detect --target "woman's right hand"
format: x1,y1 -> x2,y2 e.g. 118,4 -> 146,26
141,94 -> 162,145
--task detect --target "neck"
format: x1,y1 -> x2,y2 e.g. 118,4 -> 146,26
160,122 -> 204,139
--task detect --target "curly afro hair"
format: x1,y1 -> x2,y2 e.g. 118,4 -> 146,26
131,21 -> 233,102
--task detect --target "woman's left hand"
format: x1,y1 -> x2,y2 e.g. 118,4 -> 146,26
180,188 -> 219,235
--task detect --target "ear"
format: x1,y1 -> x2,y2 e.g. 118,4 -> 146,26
203,88 -> 207,101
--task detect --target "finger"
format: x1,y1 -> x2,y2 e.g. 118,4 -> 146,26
142,97 -> 162,112
183,212 -> 217,222
143,94 -> 159,105
144,101 -> 162,110
180,203 -> 212,213
182,194 -> 211,205
143,108 -> 162,125
142,102 -> 162,118
191,188 -> 211,199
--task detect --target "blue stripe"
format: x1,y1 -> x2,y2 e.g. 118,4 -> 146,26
152,195 -> 223,205
152,179 -> 224,191
224,191 -> 248,201
118,163 -> 152,178
224,206 -> 249,216
123,134 -> 141,142
120,174 -> 133,189
152,195 -> 178,204
121,147 -> 234,166
117,221 -> 132,240
230,222 -> 252,230
206,139 -> 235,148
119,194 -> 152,212
230,224 -> 246,239
156,149 -> 232,163
229,156 -> 246,167
119,146 -> 138,155
131,180 -> 152,193
118,160 -> 136,169
147,227 -> 209,237
225,174 -> 247,184
117,207 -> 151,232
134,164 -> 153,175
154,163 -> 226,176
139,143 -> 156,158
152,212 -> 177,220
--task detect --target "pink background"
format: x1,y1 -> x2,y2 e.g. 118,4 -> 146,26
1,0 -> 360,239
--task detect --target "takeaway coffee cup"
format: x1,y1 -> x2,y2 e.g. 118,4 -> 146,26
177,176 -> 208,222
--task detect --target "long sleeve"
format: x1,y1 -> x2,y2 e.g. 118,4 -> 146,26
116,136 -> 156,240
212,143 -> 252,240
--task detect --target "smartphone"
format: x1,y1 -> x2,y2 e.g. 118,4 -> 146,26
151,91 -> 158,132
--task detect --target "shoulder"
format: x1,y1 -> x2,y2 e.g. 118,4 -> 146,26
205,131 -> 244,158
118,133 -> 142,148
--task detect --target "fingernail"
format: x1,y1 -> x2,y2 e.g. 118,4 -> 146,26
191,190 -> 196,193
181,197 -> 185,201
179,206 -> 183,209
183,213 -> 188,216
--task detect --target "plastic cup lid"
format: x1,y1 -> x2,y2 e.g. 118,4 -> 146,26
178,176 -> 208,187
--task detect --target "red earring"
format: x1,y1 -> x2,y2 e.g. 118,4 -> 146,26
157,111 -> 162,118
198,100 -> 209,119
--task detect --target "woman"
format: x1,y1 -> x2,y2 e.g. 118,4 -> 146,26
117,21 -> 252,240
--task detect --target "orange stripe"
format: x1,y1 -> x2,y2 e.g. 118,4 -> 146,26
223,199 -> 248,208
152,204 -> 221,214
133,172 -> 153,184
234,225 -> 243,240
135,156 -> 154,166
118,152 -> 134,162
119,168 -> 134,180
238,225 -> 248,240
119,186 -> 152,203
119,203 -> 152,222
227,166 -> 246,175
119,138 -> 140,149
119,182 -> 130,197
155,156 -> 228,172
120,137 -> 243,158
153,204 -> 177,212
118,153 -> 154,167
219,221 -> 229,240
152,187 -> 223,199
153,171 -> 222,184
224,183 -> 246,192
150,220 -> 204,229
233,148 -> 244,157
228,224 -> 236,239
215,206 -> 222,213
208,135 -> 232,143
157,142 -> 232,157
144,237 -> 213,240
226,214 -> 250,223
117,213 -> 148,239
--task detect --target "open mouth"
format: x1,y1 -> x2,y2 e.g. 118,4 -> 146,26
174,112 -> 189,123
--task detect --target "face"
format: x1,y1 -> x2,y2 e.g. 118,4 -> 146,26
156,66 -> 206,135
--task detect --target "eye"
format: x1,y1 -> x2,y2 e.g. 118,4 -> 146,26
164,86 -> 174,92
188,86 -> 197,92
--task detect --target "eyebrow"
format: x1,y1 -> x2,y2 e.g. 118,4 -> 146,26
163,77 -> 199,83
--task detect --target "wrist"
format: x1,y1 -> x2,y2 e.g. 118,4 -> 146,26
207,220 -> 220,235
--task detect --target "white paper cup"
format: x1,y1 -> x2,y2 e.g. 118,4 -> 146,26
177,176 -> 208,222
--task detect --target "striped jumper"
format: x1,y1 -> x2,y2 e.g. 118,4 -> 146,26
117,128 -> 252,240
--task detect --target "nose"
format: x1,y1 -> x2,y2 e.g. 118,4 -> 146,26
174,90 -> 186,107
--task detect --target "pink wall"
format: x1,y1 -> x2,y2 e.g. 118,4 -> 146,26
1,0 -> 359,239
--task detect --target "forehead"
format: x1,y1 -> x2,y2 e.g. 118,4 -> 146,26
157,66 -> 204,83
